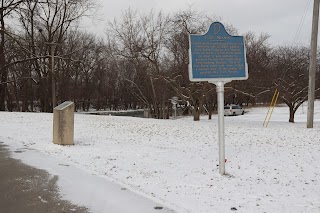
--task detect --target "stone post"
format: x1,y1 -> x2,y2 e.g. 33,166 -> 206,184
53,101 -> 74,145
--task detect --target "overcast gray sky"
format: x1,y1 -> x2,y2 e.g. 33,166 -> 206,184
84,0 -> 314,46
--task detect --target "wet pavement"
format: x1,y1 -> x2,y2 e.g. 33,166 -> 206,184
0,143 -> 89,213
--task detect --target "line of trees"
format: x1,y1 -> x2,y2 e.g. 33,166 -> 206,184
1,2 -> 319,122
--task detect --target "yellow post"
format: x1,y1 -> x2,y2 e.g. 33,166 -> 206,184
263,89 -> 278,127
266,91 -> 279,127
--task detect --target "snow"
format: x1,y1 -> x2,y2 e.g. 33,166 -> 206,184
1,101 -> 320,213
7,146 -> 174,213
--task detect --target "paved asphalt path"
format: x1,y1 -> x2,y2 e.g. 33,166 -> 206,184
0,142 -> 176,213
0,143 -> 89,213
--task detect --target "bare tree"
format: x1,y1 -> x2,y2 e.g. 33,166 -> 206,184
0,0 -> 26,110
164,8 -> 220,121
18,0 -> 97,111
108,9 -> 173,118
224,32 -> 273,106
273,46 -> 320,122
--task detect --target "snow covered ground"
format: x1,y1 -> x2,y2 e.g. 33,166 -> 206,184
1,101 -> 320,213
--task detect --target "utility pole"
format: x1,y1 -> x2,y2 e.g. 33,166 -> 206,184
307,0 -> 320,128
46,42 -> 57,111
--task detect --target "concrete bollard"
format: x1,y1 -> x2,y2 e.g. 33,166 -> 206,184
53,101 -> 74,145
144,108 -> 150,118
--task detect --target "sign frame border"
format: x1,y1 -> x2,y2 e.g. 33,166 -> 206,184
188,22 -> 249,82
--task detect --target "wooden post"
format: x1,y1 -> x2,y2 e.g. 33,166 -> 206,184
307,0 -> 320,128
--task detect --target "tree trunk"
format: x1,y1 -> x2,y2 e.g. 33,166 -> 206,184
208,103 -> 213,120
0,7 -> 6,111
289,107 -> 295,123
96,97 -> 101,111
193,106 -> 200,121
159,103 -> 163,119
22,83 -> 28,112
165,106 -> 169,119
30,85 -> 34,112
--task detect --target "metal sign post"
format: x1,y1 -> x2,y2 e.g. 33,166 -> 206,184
189,22 -> 248,175
211,81 -> 230,174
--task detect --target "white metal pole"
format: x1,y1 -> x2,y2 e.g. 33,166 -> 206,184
307,0 -> 320,128
215,81 -> 225,175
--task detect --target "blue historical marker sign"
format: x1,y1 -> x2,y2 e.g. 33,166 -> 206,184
189,22 -> 248,82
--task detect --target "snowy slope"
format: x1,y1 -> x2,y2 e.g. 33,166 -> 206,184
1,102 -> 320,213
